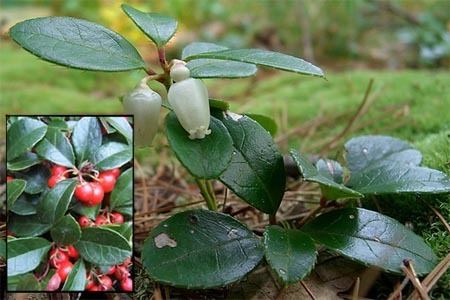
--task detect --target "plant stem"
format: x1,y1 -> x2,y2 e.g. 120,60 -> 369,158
195,179 -> 217,211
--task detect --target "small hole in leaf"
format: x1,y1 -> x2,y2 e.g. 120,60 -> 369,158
349,214 -> 355,219
189,214 -> 199,224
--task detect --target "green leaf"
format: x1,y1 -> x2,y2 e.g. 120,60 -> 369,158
142,209 -> 264,288
104,117 -> 133,144
0,239 -> 6,258
36,179 -> 77,224
62,259 -> 86,291
184,48 -> 324,77
245,113 -> 278,137
7,179 -> 26,208
75,227 -> 132,265
35,127 -> 75,167
316,158 -> 344,184
70,202 -> 100,220
122,4 -> 177,47
264,226 -> 317,285
209,98 -> 230,111
7,117 -> 47,161
8,237 -> 51,276
182,42 -> 257,78
165,112 -> 233,179
10,17 -> 146,71
50,215 -> 81,245
16,273 -> 42,291
92,142 -> 132,170
110,168 -> 132,215
8,214 -> 53,237
10,194 -> 39,216
16,165 -> 50,194
218,113 -> 285,214
72,117 -> 102,165
290,150 -> 362,199
302,208 -> 438,275
345,135 -> 450,195
7,152 -> 41,171
107,222 -> 132,243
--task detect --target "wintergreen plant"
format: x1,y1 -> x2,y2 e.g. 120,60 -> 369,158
8,3 -> 450,291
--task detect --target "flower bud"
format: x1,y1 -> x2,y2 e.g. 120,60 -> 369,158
168,71 -> 211,139
123,78 -> 162,147
170,62 -> 190,82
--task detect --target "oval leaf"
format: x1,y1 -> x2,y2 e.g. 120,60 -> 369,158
35,127 -> 75,167
75,227 -> 132,265
184,48 -> 324,77
50,215 -> 81,245
10,194 -> 39,216
16,165 -> 50,195
10,17 -> 146,71
245,113 -> 278,137
92,142 -> 132,170
264,226 -> 317,285
302,208 -> 438,275
181,42 -> 228,58
142,209 -> 264,288
8,214 -> 53,237
110,168 -> 132,215
165,112 -> 233,179
122,4 -> 177,46
36,179 -> 77,224
7,179 -> 27,208
103,117 -> 133,144
72,117 -> 102,165
62,259 -> 86,291
16,273 -> 42,291
70,202 -> 100,220
218,113 -> 285,214
7,117 -> 47,161
8,237 -> 51,276
316,158 -> 344,184
290,150 -> 362,199
7,152 -> 41,171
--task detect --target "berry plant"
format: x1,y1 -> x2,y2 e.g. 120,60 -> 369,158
6,116 -> 133,291
8,4 -> 450,297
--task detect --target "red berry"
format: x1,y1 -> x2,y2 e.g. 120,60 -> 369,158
86,279 -> 96,290
122,257 -> 132,267
110,212 -> 124,224
66,245 -> 79,260
57,260 -> 73,282
98,172 -> 116,193
46,273 -> 61,291
78,216 -> 91,227
106,265 -> 116,275
95,215 -> 108,226
120,277 -> 133,292
75,182 -> 93,203
49,248 -> 70,268
48,175 -> 65,188
6,176 -> 14,182
51,165 -> 67,177
114,265 -> 130,280
99,275 -> 113,291
89,182 -> 104,205
105,168 -> 121,179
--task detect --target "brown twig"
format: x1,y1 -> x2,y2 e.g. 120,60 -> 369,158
401,261 -> 429,300
300,280 -> 316,300
387,277 -> 409,300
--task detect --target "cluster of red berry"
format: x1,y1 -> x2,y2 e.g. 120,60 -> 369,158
45,245 -> 79,291
85,257 -> 133,292
78,211 -> 125,227
47,164 -> 121,206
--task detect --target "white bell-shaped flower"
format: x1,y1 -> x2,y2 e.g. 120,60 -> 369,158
123,78 -> 162,147
168,64 -> 211,139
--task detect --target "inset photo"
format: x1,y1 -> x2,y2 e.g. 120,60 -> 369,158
5,116 -> 133,292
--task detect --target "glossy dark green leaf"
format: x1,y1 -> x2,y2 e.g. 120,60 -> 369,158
47,118 -> 69,130
182,42 -> 257,78
72,117 -> 102,165
245,113 -> 278,137
35,127 -> 75,167
316,158 -> 344,184
165,112 -> 233,179
185,48 -> 324,77
10,17 -> 146,71
264,226 -> 317,285
110,168 -> 132,216
209,98 -> 230,111
302,208 -> 438,275
345,135 -> 450,195
0,239 -> 5,258
8,237 -> 51,276
7,179 -> 26,208
50,215 -> 81,245
104,116 -> 133,144
8,214 -> 53,237
70,202 -> 100,220
290,150 -> 362,199
107,222 -> 132,243
7,152 -> 41,171
218,112 -> 285,214
16,273 -> 41,291
142,209 -> 264,288
92,142 -> 132,170
10,194 -> 38,215
16,165 -> 50,194
7,117 -> 47,161
122,4 -> 177,46
36,179 -> 77,224
62,259 -> 86,291
75,227 -> 132,265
